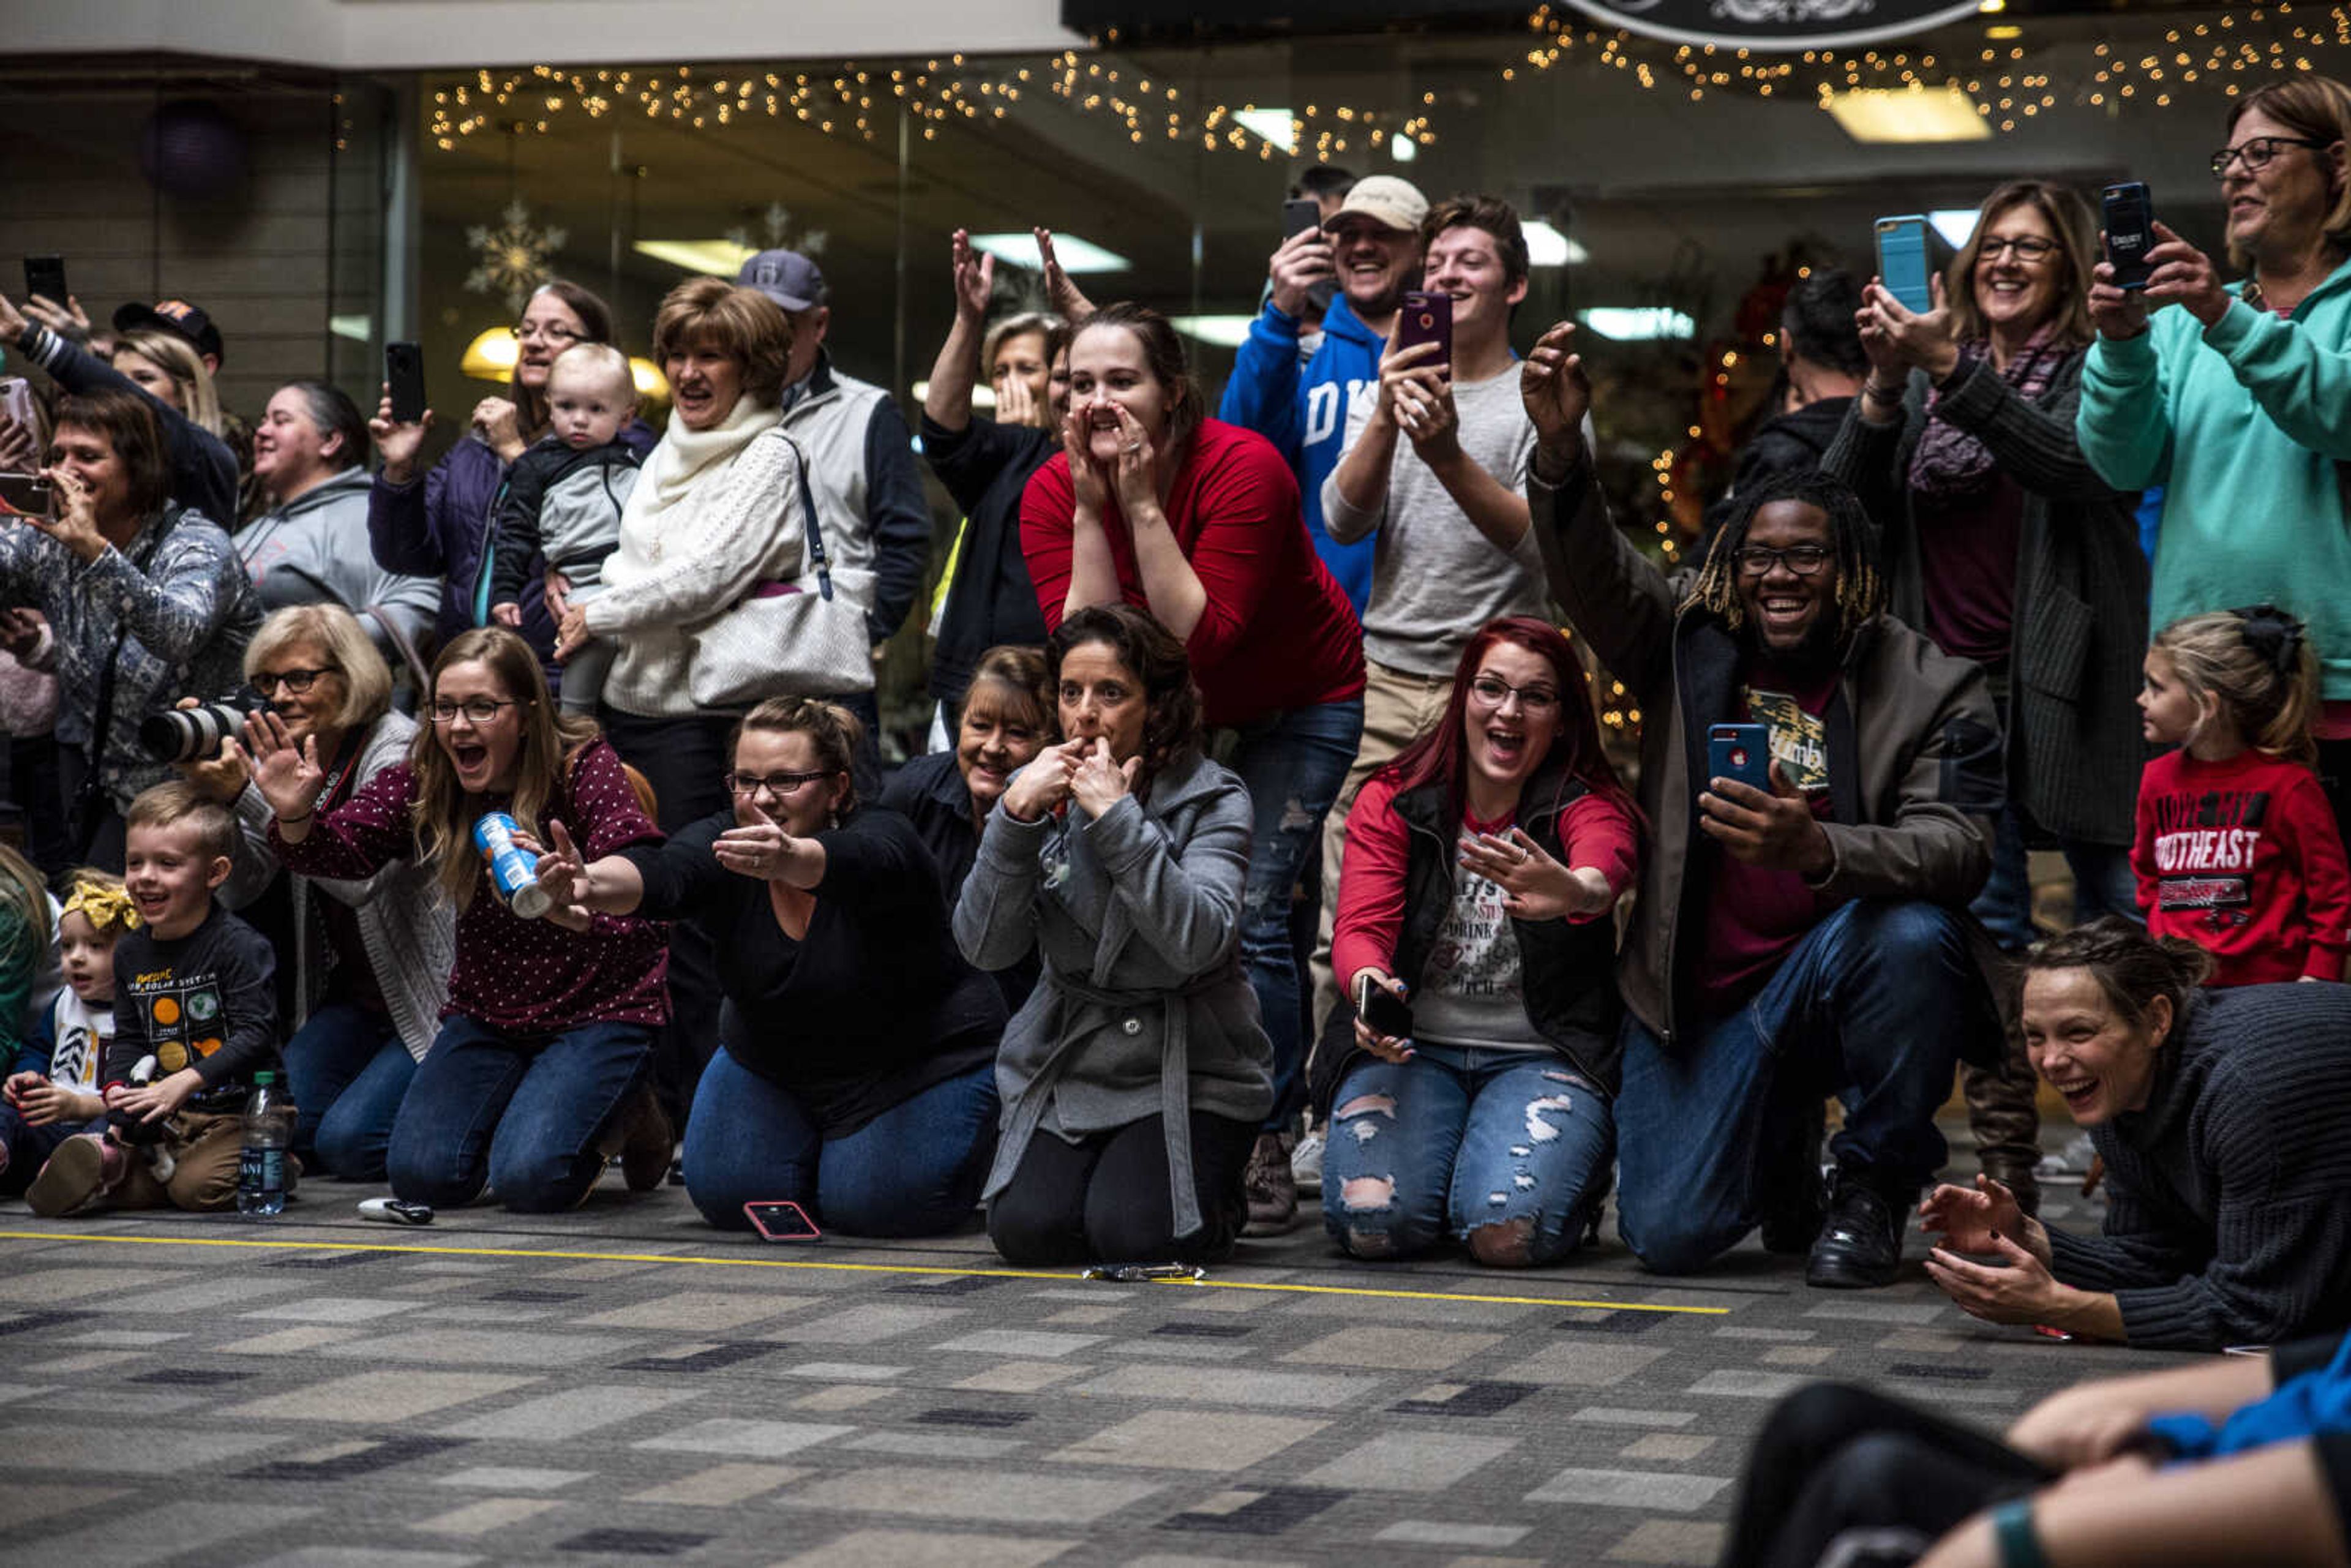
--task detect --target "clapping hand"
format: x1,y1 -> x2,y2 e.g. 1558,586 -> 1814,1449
1925,1228 -> 2067,1326
1521,322 -> 1591,471
1033,228 -> 1097,321
1068,736 -> 1139,819
950,228 -> 995,324
1456,827 -> 1611,920
230,708 -> 326,823
1918,1172 -> 2029,1254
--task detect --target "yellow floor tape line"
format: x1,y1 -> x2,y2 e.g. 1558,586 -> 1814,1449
0,1228 -> 1727,1315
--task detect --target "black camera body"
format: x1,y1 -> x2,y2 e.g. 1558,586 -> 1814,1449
109,1053 -> 167,1147
140,691 -> 271,763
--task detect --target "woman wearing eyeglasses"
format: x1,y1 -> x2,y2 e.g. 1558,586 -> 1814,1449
1825,178 -> 2146,1212
531,697 -> 1007,1237
2080,78 -> 2351,843
182,605 -> 454,1181
367,282 -> 656,673
247,626 -> 673,1213
1313,616 -> 1638,1267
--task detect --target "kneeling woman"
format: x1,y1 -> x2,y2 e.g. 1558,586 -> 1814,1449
1314,617 -> 1638,1267
253,626 -> 670,1212
1923,917 -> 2351,1348
956,603 -> 1273,1265
537,698 -> 1005,1236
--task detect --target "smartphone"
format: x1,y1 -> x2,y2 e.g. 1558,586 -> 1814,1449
1708,722 -> 1772,792
1282,197 -> 1323,240
744,1199 -> 822,1242
0,471 -> 54,521
22,255 -> 67,309
1355,971 -> 1415,1040
1873,216 -> 1937,315
0,377 -> 34,434
1393,289 -> 1453,369
2101,181 -> 2156,291
385,340 -> 429,424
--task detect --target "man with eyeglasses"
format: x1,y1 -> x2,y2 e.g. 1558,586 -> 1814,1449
1522,326 -> 2006,1289
2079,75 -> 2351,839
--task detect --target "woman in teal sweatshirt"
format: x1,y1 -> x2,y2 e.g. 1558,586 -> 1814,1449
2076,76 -> 2351,830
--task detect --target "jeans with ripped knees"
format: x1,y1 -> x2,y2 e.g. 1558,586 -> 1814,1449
1614,899 -> 1985,1274
1224,696 -> 1364,1131
1320,1043 -> 1613,1266
386,1015 -> 654,1212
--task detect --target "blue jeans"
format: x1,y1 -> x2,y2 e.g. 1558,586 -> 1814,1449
1616,899 -> 1990,1274
1973,803 -> 2140,951
1227,696 -> 1363,1130
283,1001 -> 416,1180
1322,1045 -> 1613,1266
387,1015 -> 653,1212
681,1047 -> 999,1236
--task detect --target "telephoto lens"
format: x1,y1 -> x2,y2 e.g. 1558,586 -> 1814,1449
138,691 -> 271,763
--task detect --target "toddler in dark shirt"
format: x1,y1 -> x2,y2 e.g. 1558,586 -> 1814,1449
26,783 -> 280,1215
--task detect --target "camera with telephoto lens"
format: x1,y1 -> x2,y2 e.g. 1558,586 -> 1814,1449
139,690 -> 271,763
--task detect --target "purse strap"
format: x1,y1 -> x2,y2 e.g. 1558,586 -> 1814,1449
778,432 -> 833,602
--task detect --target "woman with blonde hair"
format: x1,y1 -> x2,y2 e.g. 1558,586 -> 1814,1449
192,604 -> 455,1178
112,329 -> 223,437
247,626 -> 671,1212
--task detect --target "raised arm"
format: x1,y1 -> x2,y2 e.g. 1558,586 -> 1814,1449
923,231 -> 993,437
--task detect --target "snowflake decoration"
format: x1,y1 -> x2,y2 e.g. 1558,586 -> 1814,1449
465,199 -> 568,315
724,200 -> 827,261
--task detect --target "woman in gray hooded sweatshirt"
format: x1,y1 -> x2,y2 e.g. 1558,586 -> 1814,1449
955,602 -> 1273,1266
239,381 -> 440,670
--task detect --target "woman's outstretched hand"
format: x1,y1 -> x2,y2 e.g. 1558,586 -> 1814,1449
1457,827 -> 1611,920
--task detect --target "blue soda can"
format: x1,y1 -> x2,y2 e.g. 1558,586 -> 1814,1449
473,811 -> 553,918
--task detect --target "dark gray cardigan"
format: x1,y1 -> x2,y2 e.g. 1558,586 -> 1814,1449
1822,348 -> 2147,847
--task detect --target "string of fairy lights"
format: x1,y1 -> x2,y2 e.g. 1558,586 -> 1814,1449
424,2 -> 2351,162
427,56 -> 1434,157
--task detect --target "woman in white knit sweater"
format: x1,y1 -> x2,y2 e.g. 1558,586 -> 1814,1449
555,277 -> 817,1131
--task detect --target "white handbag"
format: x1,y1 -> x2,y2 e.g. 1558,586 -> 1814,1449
684,434 -> 876,708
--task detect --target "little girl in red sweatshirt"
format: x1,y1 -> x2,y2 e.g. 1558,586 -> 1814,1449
2134,605 -> 2350,986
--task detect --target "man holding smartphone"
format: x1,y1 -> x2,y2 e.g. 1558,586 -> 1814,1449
1218,173 -> 1428,617
1523,330 -> 2008,1289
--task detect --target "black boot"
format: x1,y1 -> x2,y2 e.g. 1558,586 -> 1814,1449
1760,1099 -> 1828,1255
1805,1170 -> 1905,1289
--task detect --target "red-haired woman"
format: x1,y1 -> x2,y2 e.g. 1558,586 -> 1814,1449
1313,616 -> 1639,1267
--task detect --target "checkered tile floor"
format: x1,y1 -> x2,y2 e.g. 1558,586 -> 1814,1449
0,1132 -> 2189,1567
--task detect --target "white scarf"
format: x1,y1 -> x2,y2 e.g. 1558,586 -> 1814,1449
630,394 -> 784,519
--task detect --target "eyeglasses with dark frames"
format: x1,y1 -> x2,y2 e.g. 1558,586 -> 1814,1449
252,667 -> 336,696
1977,235 -> 2060,263
2210,135 -> 2333,180
1734,544 -> 1832,577
723,770 -> 835,800
429,697 -> 522,725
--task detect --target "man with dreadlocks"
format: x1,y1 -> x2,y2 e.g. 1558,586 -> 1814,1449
1519,322 -> 2007,1288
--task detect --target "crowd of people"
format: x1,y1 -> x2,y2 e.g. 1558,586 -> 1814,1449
7,70 -> 2351,1567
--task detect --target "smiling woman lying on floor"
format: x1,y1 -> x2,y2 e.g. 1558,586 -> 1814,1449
1920,917 -> 2351,1350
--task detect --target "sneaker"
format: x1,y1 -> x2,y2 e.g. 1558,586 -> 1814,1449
1242,1131 -> 1298,1234
1290,1126 -> 1325,1198
1805,1174 -> 1903,1289
27,1134 -> 118,1219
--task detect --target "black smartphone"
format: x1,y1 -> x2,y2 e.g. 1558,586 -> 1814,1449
1394,289 -> 1453,368
1354,972 -> 1415,1040
385,340 -> 429,424
1708,723 -> 1772,792
22,255 -> 66,309
0,471 -> 54,521
743,1199 -> 822,1242
1282,197 -> 1322,240
2102,181 -> 2157,291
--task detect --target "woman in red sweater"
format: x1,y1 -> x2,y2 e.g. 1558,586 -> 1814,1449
1022,302 -> 1364,1226
1311,617 -> 1639,1266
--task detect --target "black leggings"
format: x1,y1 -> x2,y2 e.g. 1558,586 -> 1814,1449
989,1111 -> 1258,1267
1719,1382 -> 2053,1568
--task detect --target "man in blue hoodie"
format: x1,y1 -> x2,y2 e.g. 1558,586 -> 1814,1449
1218,174 -> 1428,616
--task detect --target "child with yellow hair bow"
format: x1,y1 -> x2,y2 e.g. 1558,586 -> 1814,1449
1,866 -> 132,1193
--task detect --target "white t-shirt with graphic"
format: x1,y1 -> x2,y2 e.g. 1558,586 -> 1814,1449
43,989 -> 113,1097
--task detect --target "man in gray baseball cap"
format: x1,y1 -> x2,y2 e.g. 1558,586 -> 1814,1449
731,247 -> 926,769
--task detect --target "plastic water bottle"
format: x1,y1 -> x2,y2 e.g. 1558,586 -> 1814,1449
237,1071 -> 293,1218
